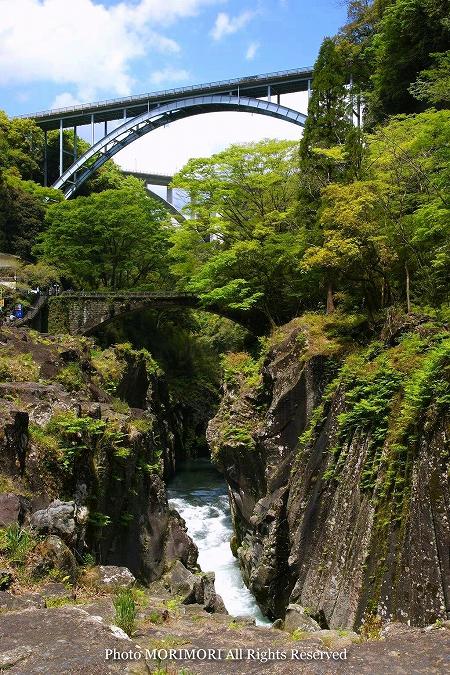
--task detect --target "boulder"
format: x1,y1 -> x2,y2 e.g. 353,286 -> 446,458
166,559 -> 197,603
0,646 -> 33,670
199,571 -> 227,614
30,535 -> 78,584
0,605 -> 139,673
284,604 -> 321,633
82,565 -> 136,591
164,510 -> 199,571
30,501 -> 76,544
165,561 -> 227,614
314,629 -> 360,648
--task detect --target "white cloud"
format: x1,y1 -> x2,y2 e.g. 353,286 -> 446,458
0,0 -> 219,104
210,11 -> 255,41
149,67 -> 191,86
246,41 -> 259,60
51,92 -> 82,109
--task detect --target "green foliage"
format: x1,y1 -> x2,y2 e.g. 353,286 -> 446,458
221,424 -> 256,449
0,112 -> 45,181
81,552 -> 96,568
409,50 -> 450,104
91,348 -> 125,394
130,417 -> 153,433
55,363 -> 85,391
310,324 -> 450,495
368,0 -> 450,119
300,38 -> 353,152
222,352 -> 261,390
0,352 -> 40,382
88,512 -> 112,527
170,140 -> 310,325
0,525 -> 36,565
113,589 -> 137,636
359,613 -> 383,641
38,178 -> 170,290
44,596 -> 75,608
44,413 -> 107,470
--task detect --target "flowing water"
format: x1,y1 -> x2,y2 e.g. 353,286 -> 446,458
167,458 -> 269,625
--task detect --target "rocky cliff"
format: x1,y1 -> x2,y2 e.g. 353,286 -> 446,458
0,327 -> 196,582
208,312 -> 450,629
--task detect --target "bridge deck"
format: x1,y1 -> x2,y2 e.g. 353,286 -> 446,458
20,67 -> 312,130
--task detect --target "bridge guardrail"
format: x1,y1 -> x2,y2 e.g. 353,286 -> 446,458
20,66 -> 313,119
56,290 -> 197,299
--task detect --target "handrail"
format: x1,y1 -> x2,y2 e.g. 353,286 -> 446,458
56,291 -> 197,298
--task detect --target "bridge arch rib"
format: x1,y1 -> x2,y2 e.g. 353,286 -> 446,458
52,95 -> 307,198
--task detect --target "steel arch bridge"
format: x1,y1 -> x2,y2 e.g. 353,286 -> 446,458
53,96 -> 307,198
20,67 -> 313,200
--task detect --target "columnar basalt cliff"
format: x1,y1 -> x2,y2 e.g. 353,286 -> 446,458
207,314 -> 450,628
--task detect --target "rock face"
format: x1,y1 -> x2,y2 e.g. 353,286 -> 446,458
208,317 -> 450,628
0,329 -> 199,589
0,606 -> 134,674
165,560 -> 227,613
0,406 -> 29,477
0,493 -> 29,527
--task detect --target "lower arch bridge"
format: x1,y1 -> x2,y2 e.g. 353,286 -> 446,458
48,291 -> 270,336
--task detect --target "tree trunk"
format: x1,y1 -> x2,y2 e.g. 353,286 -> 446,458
326,281 -> 335,314
405,263 -> 411,313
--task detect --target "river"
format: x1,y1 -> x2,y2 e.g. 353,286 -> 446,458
167,458 -> 269,625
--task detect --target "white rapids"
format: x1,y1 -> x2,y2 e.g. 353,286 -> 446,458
168,459 -> 270,625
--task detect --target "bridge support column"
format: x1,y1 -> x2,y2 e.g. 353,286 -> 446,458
73,127 -> 77,160
90,114 -> 95,146
43,130 -> 48,187
268,85 -> 271,102
59,119 -> 63,177
167,187 -> 173,205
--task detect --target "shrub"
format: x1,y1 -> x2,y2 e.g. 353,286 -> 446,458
113,589 -> 137,636
359,614 -> 383,641
0,353 -> 40,382
0,524 -> 36,565
55,363 -> 85,391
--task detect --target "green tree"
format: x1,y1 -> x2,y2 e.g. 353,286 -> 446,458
369,0 -> 450,119
302,180 -> 390,314
38,178 -> 171,289
170,140 -> 312,324
0,112 -> 44,181
300,38 -> 353,154
409,50 -> 450,105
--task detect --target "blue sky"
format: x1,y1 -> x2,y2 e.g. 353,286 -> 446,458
0,0 -> 348,173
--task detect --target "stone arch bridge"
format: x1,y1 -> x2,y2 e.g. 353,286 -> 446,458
47,291 -> 270,336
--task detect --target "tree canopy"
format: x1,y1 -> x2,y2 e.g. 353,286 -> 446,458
38,178 -> 171,290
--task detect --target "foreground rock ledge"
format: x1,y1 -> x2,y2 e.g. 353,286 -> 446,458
0,604 -> 449,674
